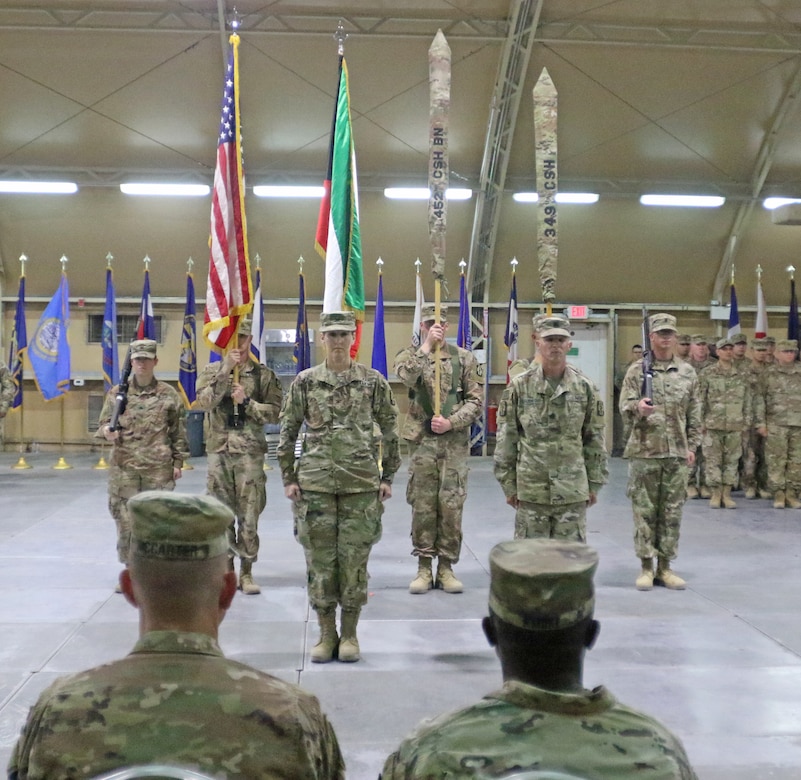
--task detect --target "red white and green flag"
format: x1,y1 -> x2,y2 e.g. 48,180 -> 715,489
315,55 -> 364,357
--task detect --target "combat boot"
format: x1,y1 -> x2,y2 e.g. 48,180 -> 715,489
310,609 -> 338,663
774,490 -> 786,509
436,558 -> 463,594
721,486 -> 737,509
655,559 -> 686,590
786,490 -> 801,509
744,487 -> 757,499
759,488 -> 773,500
239,559 -> 261,595
338,609 -> 361,663
699,486 -> 712,499
635,558 -> 654,591
708,488 -> 722,509
686,485 -> 699,500
409,557 -> 433,594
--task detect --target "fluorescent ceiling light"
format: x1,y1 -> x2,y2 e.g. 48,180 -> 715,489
764,197 -> 801,210
513,192 -> 599,204
639,194 -> 725,208
0,180 -> 77,194
384,187 -> 473,200
120,183 -> 210,197
252,185 -> 326,198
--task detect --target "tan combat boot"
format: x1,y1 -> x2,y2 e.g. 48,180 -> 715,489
708,488 -> 722,508
409,557 -> 434,594
686,485 -> 699,500
786,490 -> 801,509
744,487 -> 757,499
635,558 -> 654,591
239,560 -> 261,595
655,559 -> 686,590
338,609 -> 361,663
721,486 -> 737,509
311,609 -> 339,663
774,490 -> 786,509
436,559 -> 464,594
699,486 -> 712,499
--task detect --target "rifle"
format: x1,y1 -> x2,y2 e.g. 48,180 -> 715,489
640,306 -> 654,406
108,347 -> 133,432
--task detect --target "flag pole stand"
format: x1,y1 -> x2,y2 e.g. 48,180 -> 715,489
93,445 -> 109,470
52,398 -> 72,470
182,458 -> 194,472
11,408 -> 32,470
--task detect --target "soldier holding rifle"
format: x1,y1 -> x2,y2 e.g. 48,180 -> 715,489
619,313 -> 702,591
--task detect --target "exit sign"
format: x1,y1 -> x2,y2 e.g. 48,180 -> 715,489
568,305 -> 590,319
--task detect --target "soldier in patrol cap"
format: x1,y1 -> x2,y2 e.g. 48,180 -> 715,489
97,338 -> 188,571
382,539 -> 698,779
620,313 -> 702,591
508,312 -> 573,381
395,303 -> 483,595
9,492 -> 345,780
741,337 -> 772,498
675,333 -> 692,361
279,311 -> 400,663
195,312 -> 283,594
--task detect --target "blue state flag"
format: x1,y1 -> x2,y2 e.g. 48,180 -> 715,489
457,272 -> 472,350
789,279 -> 799,346
371,274 -> 387,378
137,269 -> 156,340
8,275 -> 27,409
30,273 -> 71,401
294,272 -> 311,373
179,273 -> 197,407
102,268 -> 120,392
250,267 -> 264,363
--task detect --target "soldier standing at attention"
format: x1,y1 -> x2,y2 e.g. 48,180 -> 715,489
278,312 -> 400,664
507,312 -> 572,381
741,338 -> 772,499
98,339 -> 187,568
0,359 -> 15,446
686,334 -> 714,499
394,304 -> 483,595
754,339 -> 801,509
8,492 -> 345,780
675,334 -> 692,361
195,315 -> 283,595
620,314 -> 702,591
731,332 -> 749,371
698,337 -> 751,509
494,317 -> 608,541
381,539 -> 698,780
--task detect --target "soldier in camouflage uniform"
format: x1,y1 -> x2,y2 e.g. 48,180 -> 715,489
741,338 -> 771,499
381,539 -> 698,780
0,359 -> 15,446
98,339 -> 187,566
195,316 -> 283,595
507,312 -> 572,382
394,304 -> 483,595
754,339 -> 801,509
620,314 -> 702,591
8,491 -> 344,780
494,318 -> 608,542
731,332 -> 749,371
279,312 -> 400,664
686,334 -> 714,499
698,337 -> 752,509
675,333 -> 692,361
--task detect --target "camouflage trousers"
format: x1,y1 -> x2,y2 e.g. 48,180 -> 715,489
765,424 -> 801,494
206,452 -> 266,562
293,490 -> 383,612
701,429 -> 742,487
514,501 -> 588,542
688,448 -> 707,489
627,458 -> 688,561
405,436 -> 468,563
741,428 -> 768,492
108,465 -> 175,563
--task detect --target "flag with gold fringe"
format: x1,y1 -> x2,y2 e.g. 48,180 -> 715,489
30,272 -> 70,401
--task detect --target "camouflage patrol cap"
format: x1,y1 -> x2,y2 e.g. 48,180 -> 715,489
690,334 -> 708,345
648,313 -> 677,333
677,333 -> 692,345
488,539 -> 598,631
732,332 -> 748,345
128,491 -> 234,560
750,338 -> 769,351
421,304 -> 448,323
538,315 -> 572,339
320,311 -> 357,333
716,337 -> 734,349
237,313 -> 253,336
765,336 -> 776,345
130,339 -> 157,359
777,339 -> 799,351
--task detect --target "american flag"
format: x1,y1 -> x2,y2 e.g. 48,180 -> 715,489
203,32 -> 252,354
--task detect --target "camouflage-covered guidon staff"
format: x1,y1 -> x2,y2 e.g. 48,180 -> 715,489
428,28 -> 450,284
533,67 -> 558,303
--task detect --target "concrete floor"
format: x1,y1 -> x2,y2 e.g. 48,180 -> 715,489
0,450 -> 799,779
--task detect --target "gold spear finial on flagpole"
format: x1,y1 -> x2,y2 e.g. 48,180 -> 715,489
459,258 -> 466,274
731,263 -> 735,286
334,19 -> 347,56
788,265 -> 796,281
106,252 -> 114,269
59,254 -> 68,273
187,256 -> 194,273
143,254 -> 151,272
254,253 -> 260,270
756,264 -> 763,282
12,253 -> 32,470
298,255 -> 305,272
376,256 -> 384,275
